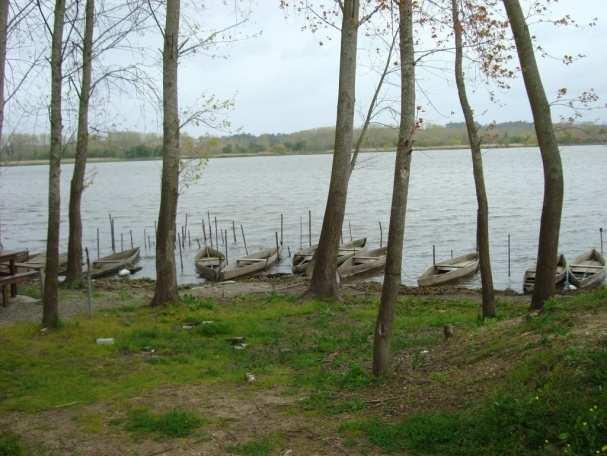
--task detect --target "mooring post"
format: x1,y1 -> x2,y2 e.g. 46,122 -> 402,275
177,232 -> 184,272
432,245 -> 436,267
275,232 -> 280,259
280,213 -> 284,245
308,209 -> 312,247
240,224 -> 248,255
232,220 -> 237,243
600,227 -> 604,257
507,233 -> 511,278
110,216 -> 116,253
348,219 -> 353,242
85,247 -> 93,317
96,227 -> 100,259
378,221 -> 383,248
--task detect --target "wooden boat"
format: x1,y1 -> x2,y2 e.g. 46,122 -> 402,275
569,249 -> 606,290
292,238 -> 367,274
522,254 -> 567,294
418,252 -> 479,287
219,247 -> 279,281
88,248 -> 140,279
17,251 -> 68,273
194,246 -> 226,281
338,247 -> 387,281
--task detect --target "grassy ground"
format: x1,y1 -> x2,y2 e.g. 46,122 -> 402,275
0,283 -> 605,455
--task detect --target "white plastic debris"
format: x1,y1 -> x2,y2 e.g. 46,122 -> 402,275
118,268 -> 131,277
245,372 -> 256,383
234,343 -> 247,350
96,338 -> 114,345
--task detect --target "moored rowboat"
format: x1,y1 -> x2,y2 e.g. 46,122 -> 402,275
88,248 -> 140,279
220,246 -> 280,281
418,252 -> 479,287
522,254 -> 567,294
194,246 -> 226,281
292,238 -> 367,274
338,247 -> 387,281
569,249 -> 605,290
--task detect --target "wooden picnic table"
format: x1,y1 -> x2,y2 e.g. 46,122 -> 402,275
0,250 -> 36,306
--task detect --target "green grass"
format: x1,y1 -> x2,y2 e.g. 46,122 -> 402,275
0,433 -> 24,456
226,436 -> 275,456
120,408 -> 203,438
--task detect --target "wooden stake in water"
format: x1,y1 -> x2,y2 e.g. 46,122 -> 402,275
308,209 -> 312,247
232,220 -> 237,243
507,233 -> 511,278
96,227 -> 100,259
85,247 -> 93,317
240,224 -> 248,255
130,230 -> 134,249
275,231 -> 280,260
224,229 -> 229,264
432,245 -> 436,267
188,230 -> 191,248
348,219 -> 353,242
144,228 -> 147,250
378,221 -> 383,248
280,214 -> 284,245
202,219 -> 207,246
109,215 -> 116,253
287,246 -> 291,257
177,232 -> 184,272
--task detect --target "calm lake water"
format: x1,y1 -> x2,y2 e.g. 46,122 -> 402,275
1,145 -> 606,291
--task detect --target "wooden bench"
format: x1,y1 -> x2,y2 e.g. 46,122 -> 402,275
0,271 -> 39,306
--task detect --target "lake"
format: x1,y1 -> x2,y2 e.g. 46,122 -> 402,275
1,145 -> 605,291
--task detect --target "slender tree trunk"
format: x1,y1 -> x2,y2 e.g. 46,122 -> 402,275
65,0 -> 94,286
43,0 -> 67,328
372,0 -> 415,376
0,0 -> 7,250
503,0 -> 564,310
308,0 -> 359,298
452,0 -> 495,318
151,0 -> 180,306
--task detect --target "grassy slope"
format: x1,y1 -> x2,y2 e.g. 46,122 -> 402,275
0,287 -> 605,455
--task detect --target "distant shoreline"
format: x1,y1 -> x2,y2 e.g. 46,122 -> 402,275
1,142 -> 604,167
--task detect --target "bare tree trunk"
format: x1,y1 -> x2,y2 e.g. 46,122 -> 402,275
349,28 -> 397,177
151,0 -> 180,306
503,0 -> 564,311
0,0 -> 7,250
66,0 -> 94,286
308,0 -> 359,298
372,0 -> 415,376
43,0 -> 67,328
452,0 -> 495,318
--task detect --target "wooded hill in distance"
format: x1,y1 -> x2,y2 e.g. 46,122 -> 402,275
3,121 -> 606,162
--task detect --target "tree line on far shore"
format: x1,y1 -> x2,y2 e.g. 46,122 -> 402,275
2,121 -> 605,161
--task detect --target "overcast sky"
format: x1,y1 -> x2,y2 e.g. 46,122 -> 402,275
7,0 -> 607,137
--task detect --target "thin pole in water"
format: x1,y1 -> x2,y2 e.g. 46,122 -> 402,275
188,230 -> 191,248
96,227 -> 100,259
432,245 -> 436,267
507,233 -> 511,278
202,218 -> 207,246
287,246 -> 291,257
196,238 -> 201,249
177,231 -> 184,272
308,209 -> 312,247
144,228 -> 147,250
600,227 -> 604,257
275,231 -> 280,260
240,224 -> 248,255
451,249 -> 453,259
224,229 -> 229,264
280,213 -> 284,245
378,221 -> 383,248
110,215 -> 116,253
348,219 -> 353,242
130,230 -> 134,249
85,247 -> 93,317
232,220 -> 237,243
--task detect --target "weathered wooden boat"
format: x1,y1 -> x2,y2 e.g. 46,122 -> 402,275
17,251 -> 68,274
338,247 -> 387,281
522,254 -> 567,294
194,246 -> 226,281
292,238 -> 367,274
418,252 -> 479,287
568,249 -> 605,290
88,248 -> 140,279
219,247 -> 279,281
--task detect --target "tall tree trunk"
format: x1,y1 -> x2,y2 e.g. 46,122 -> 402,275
372,0 -> 415,377
308,0 -> 359,299
452,0 -> 495,318
151,0 -> 180,306
43,0 -> 67,328
503,0 -> 564,310
0,0 -> 7,250
65,0 -> 94,285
